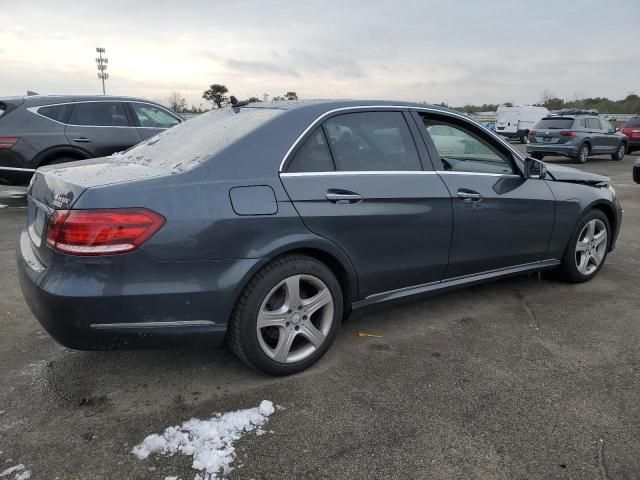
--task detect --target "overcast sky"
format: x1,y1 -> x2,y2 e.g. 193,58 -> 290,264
1,0 -> 638,107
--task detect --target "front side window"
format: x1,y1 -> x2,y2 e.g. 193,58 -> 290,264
421,116 -> 516,175
68,102 -> 130,127
38,104 -> 74,123
323,112 -> 421,171
131,103 -> 180,128
288,128 -> 335,172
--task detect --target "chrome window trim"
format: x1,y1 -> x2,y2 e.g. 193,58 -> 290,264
278,105 -> 526,173
435,171 -> 522,178
27,100 -> 181,129
281,170 -> 439,177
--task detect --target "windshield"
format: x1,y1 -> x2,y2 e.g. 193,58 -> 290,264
112,107 -> 282,171
534,118 -> 574,129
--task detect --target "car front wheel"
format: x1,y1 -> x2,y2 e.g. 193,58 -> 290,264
228,254 -> 343,375
558,210 -> 610,283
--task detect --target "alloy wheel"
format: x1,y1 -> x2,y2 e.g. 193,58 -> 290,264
256,274 -> 334,363
580,146 -> 589,163
575,219 -> 607,276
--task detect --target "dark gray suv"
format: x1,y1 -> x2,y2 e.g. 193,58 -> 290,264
17,100 -> 622,376
526,112 -> 627,163
0,95 -> 182,185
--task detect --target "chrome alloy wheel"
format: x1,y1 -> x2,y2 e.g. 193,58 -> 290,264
256,274 -> 334,363
575,219 -> 607,276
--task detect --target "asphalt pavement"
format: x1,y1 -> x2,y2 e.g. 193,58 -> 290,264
1,147 -> 639,479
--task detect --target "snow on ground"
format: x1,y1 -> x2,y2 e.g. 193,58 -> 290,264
0,464 -> 28,478
132,400 -> 276,480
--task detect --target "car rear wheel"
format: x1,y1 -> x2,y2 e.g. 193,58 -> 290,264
611,143 -> 626,161
558,210 -> 610,283
575,144 -> 589,164
228,254 -> 343,376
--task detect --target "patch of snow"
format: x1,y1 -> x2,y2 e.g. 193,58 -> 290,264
0,205 -> 7,209
0,465 -> 23,477
14,471 -> 31,480
132,400 -> 275,480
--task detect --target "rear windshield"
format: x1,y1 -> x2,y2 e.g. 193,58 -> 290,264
112,107 -> 282,171
625,117 -> 640,127
534,118 -> 574,129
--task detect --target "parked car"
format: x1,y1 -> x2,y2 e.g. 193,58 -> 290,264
0,95 -> 183,186
526,112 -> 628,163
481,121 -> 496,132
18,100 -> 622,375
621,116 -> 640,154
495,105 -> 549,143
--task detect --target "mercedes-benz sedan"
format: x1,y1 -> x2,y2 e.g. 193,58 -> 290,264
18,100 -> 622,375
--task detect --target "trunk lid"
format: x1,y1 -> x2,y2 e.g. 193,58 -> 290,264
27,158 -> 170,266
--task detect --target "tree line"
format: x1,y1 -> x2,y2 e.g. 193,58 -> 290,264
165,84 -> 299,113
453,92 -> 640,114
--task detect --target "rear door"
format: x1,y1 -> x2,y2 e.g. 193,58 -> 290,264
412,111 -> 555,278
65,101 -> 141,157
280,110 -> 453,299
586,118 -> 607,153
127,102 -> 181,141
598,118 -> 620,152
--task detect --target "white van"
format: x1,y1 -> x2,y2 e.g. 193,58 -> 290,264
495,105 -> 550,143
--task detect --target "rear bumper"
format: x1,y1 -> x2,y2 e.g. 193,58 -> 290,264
526,144 -> 579,157
17,230 -> 261,350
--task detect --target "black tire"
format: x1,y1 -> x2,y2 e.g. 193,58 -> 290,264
532,153 -> 544,160
228,254 -> 343,376
574,143 -> 589,164
611,143 -> 626,161
558,210 -> 610,283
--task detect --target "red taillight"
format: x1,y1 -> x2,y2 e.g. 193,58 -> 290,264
46,208 -> 165,255
559,131 -> 577,137
528,130 -> 537,136
0,137 -> 18,149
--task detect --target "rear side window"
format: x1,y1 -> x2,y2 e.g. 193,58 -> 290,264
587,118 -> 602,130
323,112 -> 421,171
625,117 -> 640,127
130,102 -> 180,128
288,128 -> 335,172
0,103 -> 6,118
534,118 -> 574,129
37,104 -> 73,123
579,118 -> 588,128
68,102 -> 130,127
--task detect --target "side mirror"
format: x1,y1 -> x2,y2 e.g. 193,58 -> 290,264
524,157 -> 546,180
634,159 -> 640,184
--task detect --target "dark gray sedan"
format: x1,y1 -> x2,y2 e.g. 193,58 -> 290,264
17,100 -> 622,375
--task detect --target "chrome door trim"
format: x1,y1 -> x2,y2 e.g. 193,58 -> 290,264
278,105 -> 527,173
90,320 -> 216,330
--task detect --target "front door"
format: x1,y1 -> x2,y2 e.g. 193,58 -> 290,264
65,101 -> 141,157
412,111 -> 556,279
280,110 -> 453,299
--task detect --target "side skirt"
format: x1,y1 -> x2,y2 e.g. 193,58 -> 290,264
352,259 -> 560,310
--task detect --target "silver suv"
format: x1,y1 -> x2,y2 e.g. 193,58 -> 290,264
0,95 -> 182,185
526,111 -> 628,163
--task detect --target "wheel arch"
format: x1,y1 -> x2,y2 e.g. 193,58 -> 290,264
229,238 -> 359,322
586,200 -> 617,251
33,146 -> 92,167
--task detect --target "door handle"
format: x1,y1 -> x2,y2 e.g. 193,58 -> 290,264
457,189 -> 483,201
72,137 -> 92,143
325,190 -> 362,204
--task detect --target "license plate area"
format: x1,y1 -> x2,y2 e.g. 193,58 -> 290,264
543,137 -> 552,142
28,200 -> 49,248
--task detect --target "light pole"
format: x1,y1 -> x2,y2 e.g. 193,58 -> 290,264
96,47 -> 109,95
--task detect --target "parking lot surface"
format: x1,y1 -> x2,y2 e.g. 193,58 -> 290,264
1,147 -> 639,479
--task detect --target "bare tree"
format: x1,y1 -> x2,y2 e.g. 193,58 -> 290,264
167,91 -> 186,113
